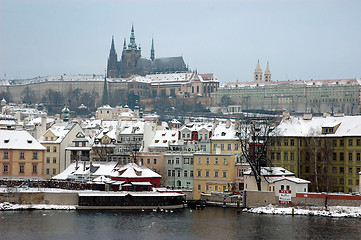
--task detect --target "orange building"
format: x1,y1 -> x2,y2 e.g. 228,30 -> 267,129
0,130 -> 46,179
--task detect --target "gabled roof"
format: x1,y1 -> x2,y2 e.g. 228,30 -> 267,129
244,167 -> 295,177
116,163 -> 161,178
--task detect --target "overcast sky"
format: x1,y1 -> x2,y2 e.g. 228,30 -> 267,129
0,0 -> 360,84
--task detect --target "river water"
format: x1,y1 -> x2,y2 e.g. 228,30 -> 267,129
0,207 -> 359,240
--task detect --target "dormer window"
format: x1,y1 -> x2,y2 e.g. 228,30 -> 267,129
4,139 -> 9,143
221,132 -> 226,136
27,139 -> 32,143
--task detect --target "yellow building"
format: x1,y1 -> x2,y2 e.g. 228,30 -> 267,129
0,130 -> 45,179
270,115 -> 361,193
193,153 -> 237,199
39,122 -> 83,179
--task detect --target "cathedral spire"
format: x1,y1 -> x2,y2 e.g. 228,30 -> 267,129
150,37 -> 155,61
128,24 -> 138,50
254,59 -> 263,82
107,36 -> 118,78
264,61 -> 271,82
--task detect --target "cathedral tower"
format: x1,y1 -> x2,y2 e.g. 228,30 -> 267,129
150,37 -> 155,61
264,61 -> 271,82
121,24 -> 142,77
254,60 -> 263,82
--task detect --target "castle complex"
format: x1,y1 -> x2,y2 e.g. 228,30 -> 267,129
107,25 -> 188,78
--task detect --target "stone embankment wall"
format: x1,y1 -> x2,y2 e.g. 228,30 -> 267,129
0,192 -> 78,205
244,191 -> 361,208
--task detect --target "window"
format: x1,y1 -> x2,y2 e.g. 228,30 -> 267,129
147,159 -> 150,164
198,185 -> 201,191
168,159 -> 172,164
340,140 -> 344,146
348,139 -> 353,146
223,158 -> 228,165
349,153 -> 353,162
53,157 -> 56,163
206,185 -> 209,191
215,171 -> 219,178
215,158 -> 219,165
197,170 -> 201,177
46,157 -> 50,163
46,168 -> 50,175
235,144 -> 239,151
177,170 -> 181,177
20,165 -> 24,173
172,170 -> 175,177
348,179 -> 353,185
4,152 -> 8,159
32,165 -> 37,173
33,152 -> 38,160
357,139 -> 361,146
290,139 -> 295,146
340,178 -> 344,184
290,152 -> 295,161
357,153 -> 361,162
348,168 -> 353,174
154,159 -> 157,164
205,171 -> 209,177
340,152 -> 344,161
176,158 -> 180,164
221,144 -> 224,150
184,170 -> 188,177
53,169 -> 56,175
47,146 -> 50,152
222,171 -> 227,178
215,186 -> 218,191
53,146 -> 57,152
340,167 -> 344,173
190,170 -> 194,177
290,166 -> 294,173
284,152 -> 288,161
3,165 -> 8,173
213,144 -> 217,149
277,152 -> 281,161
20,152 -> 25,159
333,152 -> 337,161
168,170 -> 171,176
270,152 -> 275,160
332,167 -> 337,174
227,144 -> 231,150
197,158 -> 201,164
284,139 -> 288,146
184,158 -> 189,164
206,158 -> 210,165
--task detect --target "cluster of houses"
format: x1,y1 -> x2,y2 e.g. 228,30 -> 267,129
1,99 -> 361,199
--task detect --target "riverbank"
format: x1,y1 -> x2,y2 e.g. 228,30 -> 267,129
0,202 -> 76,211
245,204 -> 361,218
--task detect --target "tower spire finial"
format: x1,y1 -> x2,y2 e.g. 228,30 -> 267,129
150,37 -> 155,61
128,23 -> 137,50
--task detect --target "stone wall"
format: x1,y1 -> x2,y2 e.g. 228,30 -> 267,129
0,192 -> 79,205
243,190 -> 276,208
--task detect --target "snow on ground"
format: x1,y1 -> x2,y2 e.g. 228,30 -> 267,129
245,204 -> 361,218
0,202 -> 76,211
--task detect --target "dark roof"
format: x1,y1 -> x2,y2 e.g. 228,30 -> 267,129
153,57 -> 187,71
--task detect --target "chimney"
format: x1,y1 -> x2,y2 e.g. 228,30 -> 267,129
303,113 -> 312,120
323,112 -> 331,118
282,112 -> 290,120
226,119 -> 231,128
184,118 -> 190,124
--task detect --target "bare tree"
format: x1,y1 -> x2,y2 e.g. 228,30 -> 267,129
238,117 -> 278,191
302,129 -> 333,192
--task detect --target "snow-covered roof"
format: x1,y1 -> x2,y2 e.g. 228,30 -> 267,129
272,177 -> 310,184
39,123 -> 71,143
179,122 -> 213,132
276,115 -> 361,137
117,163 -> 161,178
118,121 -> 145,135
0,130 -> 46,150
149,130 -> 178,148
244,167 -> 295,177
211,122 -> 238,140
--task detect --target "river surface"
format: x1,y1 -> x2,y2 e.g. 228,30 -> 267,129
0,207 -> 360,240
